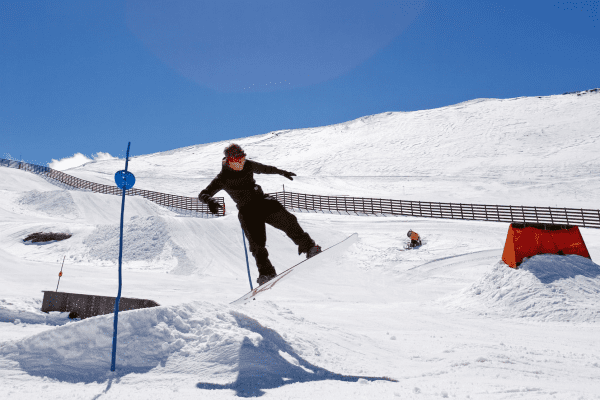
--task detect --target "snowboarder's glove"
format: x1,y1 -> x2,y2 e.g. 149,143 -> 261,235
198,193 -> 210,203
208,201 -> 222,214
199,193 -> 222,214
281,171 -> 296,181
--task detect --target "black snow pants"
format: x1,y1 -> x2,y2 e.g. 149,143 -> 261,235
238,197 -> 314,276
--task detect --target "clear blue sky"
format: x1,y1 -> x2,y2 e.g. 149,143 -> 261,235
1,0 -> 599,166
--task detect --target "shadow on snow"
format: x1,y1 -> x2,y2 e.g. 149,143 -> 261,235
12,357 -> 161,384
197,311 -> 396,397
521,254 -> 600,284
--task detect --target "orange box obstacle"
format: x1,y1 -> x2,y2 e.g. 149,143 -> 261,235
502,222 -> 591,268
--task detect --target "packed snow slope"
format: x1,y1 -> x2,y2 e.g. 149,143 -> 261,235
1,91 -> 600,399
65,89 -> 600,210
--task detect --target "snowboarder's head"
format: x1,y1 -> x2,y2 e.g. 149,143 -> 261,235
407,230 -> 413,238
224,143 -> 246,171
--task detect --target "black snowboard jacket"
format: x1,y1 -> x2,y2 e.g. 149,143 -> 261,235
199,158 -> 288,210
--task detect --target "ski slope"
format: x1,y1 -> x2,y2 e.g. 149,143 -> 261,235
1,91 -> 600,399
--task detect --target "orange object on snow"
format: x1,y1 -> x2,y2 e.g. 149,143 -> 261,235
59,271 -> 63,277
501,222 -> 591,268
407,230 -> 420,241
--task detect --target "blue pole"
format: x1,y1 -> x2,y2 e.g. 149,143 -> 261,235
111,142 -> 130,372
241,225 -> 253,290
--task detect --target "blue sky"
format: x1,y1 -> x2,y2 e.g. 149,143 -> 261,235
1,0 -> 599,167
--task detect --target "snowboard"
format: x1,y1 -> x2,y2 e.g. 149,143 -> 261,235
230,233 -> 358,305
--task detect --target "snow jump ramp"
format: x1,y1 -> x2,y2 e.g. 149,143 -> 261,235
41,291 -> 160,320
502,222 -> 591,268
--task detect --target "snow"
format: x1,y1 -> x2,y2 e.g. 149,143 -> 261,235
48,152 -> 117,171
0,302 -> 251,384
446,255 -> 600,323
18,190 -> 79,219
1,91 -> 600,399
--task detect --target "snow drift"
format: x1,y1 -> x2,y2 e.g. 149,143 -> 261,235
0,300 -> 391,396
0,302 -> 252,383
446,254 -> 600,323
18,190 -> 79,219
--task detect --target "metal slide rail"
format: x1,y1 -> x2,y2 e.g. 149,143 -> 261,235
268,191 -> 600,229
0,158 -> 225,217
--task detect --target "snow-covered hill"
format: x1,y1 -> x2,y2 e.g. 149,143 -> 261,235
66,90 -> 600,209
1,92 -> 600,399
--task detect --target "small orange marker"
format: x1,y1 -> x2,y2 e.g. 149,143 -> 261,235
56,255 -> 66,292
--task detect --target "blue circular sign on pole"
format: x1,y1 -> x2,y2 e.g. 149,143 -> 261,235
114,170 -> 135,190
111,142 -> 133,372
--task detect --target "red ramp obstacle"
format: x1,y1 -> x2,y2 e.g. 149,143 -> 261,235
502,223 -> 591,268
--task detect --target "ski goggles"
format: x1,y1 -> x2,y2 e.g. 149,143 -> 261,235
227,156 -> 245,164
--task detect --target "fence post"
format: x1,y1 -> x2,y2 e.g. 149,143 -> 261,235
520,206 -> 525,223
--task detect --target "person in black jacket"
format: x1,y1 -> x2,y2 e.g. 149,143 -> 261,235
199,143 -> 321,285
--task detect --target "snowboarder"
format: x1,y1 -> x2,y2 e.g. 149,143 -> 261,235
407,229 -> 422,248
198,144 -> 322,285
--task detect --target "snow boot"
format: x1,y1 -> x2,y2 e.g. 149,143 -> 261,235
257,273 -> 277,286
306,244 -> 322,259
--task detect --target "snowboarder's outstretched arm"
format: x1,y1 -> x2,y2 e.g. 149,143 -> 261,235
250,161 -> 296,180
198,176 -> 224,213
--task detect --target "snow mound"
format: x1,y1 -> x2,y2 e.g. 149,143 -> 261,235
0,302 -> 258,383
83,215 -> 191,271
520,254 -> 600,283
84,215 -> 170,262
17,190 -> 78,219
0,298 -> 74,326
0,300 -> 392,391
445,254 -> 600,323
